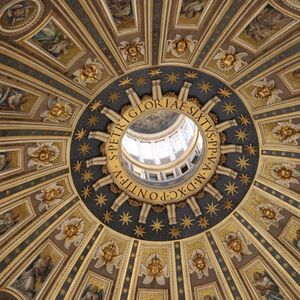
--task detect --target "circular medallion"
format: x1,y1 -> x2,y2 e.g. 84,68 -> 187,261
0,0 -> 44,35
70,66 -> 259,241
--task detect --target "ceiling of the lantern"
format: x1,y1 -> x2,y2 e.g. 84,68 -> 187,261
0,0 -> 299,300
128,110 -> 180,134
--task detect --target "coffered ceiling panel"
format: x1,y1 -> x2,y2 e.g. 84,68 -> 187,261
0,1 -> 299,300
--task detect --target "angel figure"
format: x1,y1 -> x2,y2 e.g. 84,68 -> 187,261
73,58 -> 104,87
223,231 -> 252,261
251,78 -> 282,105
245,5 -> 290,43
14,254 -> 53,299
256,203 -> 284,230
33,20 -> 73,58
107,0 -> 133,25
35,183 -> 64,212
40,97 -> 72,123
292,69 -> 300,80
293,229 -> 300,251
0,87 -> 28,111
181,0 -> 207,18
55,217 -> 84,249
270,162 -> 300,188
80,284 -> 103,300
93,240 -> 123,274
271,120 -> 300,145
139,253 -> 168,285
119,38 -> 144,63
27,142 -> 60,169
0,152 -> 10,172
253,271 -> 284,300
188,249 -> 213,279
213,45 -> 247,72
166,34 -> 197,57
0,210 -> 19,236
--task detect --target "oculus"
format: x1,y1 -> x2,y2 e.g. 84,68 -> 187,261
106,97 -> 219,203
121,110 -> 204,188
70,66 -> 259,241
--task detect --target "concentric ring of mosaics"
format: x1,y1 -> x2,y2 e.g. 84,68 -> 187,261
70,66 -> 259,240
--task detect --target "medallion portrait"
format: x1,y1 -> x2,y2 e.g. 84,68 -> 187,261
0,0 -> 44,34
